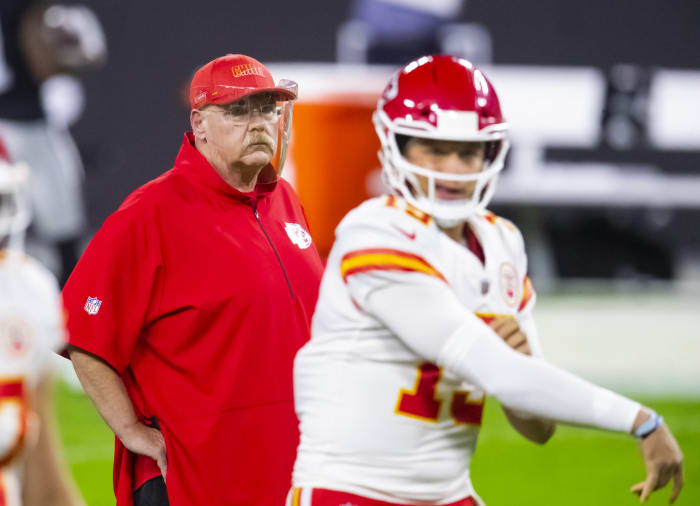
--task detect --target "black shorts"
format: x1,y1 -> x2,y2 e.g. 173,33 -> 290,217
133,477 -> 169,506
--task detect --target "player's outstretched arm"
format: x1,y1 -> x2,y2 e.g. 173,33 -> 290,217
489,316 -> 556,444
486,317 -> 683,501
361,276 -> 684,503
68,346 -> 168,479
439,315 -> 685,503
629,408 -> 684,503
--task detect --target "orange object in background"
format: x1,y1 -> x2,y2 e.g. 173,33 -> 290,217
289,95 -> 384,258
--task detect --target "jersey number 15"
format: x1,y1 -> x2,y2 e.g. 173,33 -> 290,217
395,362 -> 484,425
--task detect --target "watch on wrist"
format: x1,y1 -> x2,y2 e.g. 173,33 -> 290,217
634,410 -> 664,440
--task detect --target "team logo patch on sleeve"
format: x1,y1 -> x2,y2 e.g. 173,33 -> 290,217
0,317 -> 32,358
284,222 -> 312,249
499,263 -> 519,307
84,297 -> 102,315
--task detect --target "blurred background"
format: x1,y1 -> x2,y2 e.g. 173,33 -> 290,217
64,0 -> 700,390
3,0 -> 698,504
70,0 -> 700,286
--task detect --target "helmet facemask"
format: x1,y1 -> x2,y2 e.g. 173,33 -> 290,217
373,55 -> 510,227
374,108 -> 509,227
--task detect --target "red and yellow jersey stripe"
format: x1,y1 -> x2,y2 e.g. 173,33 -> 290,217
384,195 -> 433,225
289,487 -> 301,506
482,210 -> 517,232
483,210 -> 497,224
340,249 -> 446,283
0,378 -> 27,469
0,381 -> 23,399
518,276 -> 535,312
0,470 -> 5,506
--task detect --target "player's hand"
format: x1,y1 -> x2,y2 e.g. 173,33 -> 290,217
630,419 -> 683,503
489,316 -> 531,355
119,422 -> 168,481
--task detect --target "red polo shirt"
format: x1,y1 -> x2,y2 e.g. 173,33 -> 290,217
63,133 -> 324,505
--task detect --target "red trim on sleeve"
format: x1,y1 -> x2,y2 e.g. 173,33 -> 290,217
0,381 -> 23,398
518,276 -> 535,312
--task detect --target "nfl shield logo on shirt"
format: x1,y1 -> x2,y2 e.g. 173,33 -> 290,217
284,222 -> 312,250
84,296 -> 102,315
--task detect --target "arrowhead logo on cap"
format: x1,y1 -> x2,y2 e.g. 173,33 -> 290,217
231,64 -> 265,78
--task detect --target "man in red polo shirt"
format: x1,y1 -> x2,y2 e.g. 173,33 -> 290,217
62,54 -> 324,506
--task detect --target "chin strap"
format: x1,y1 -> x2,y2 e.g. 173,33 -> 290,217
433,215 -> 464,229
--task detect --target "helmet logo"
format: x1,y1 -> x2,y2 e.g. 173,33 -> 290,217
473,69 -> 490,95
384,73 -> 399,101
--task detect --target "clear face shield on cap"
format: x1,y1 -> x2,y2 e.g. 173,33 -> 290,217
194,79 -> 298,180
0,161 -> 31,255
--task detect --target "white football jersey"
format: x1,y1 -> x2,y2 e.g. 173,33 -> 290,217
293,196 -> 535,505
0,252 -> 65,505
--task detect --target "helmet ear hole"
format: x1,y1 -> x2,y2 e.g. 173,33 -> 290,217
395,134 -> 411,156
484,141 -> 501,163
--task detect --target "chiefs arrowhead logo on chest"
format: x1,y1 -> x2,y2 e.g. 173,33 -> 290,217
284,222 -> 312,250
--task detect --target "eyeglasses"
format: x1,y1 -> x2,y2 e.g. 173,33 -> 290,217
203,97 -> 282,125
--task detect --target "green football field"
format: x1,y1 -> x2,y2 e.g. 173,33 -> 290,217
55,382 -> 699,506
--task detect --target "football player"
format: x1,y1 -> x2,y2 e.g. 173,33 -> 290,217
0,147 -> 85,506
0,0 -> 107,285
290,55 -> 683,506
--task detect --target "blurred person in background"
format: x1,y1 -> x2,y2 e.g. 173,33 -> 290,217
339,0 -> 463,63
290,55 -> 683,506
338,0 -> 492,66
0,144 -> 85,506
0,0 -> 106,285
63,54 -> 323,506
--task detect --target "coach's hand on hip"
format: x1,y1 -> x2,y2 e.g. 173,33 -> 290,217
120,421 -> 168,481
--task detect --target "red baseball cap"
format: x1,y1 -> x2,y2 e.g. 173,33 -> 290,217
189,54 -> 297,109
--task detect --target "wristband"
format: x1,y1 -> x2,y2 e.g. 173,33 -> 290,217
634,410 -> 664,439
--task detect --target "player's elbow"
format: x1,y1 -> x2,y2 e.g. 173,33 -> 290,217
503,406 -> 557,445
483,374 -> 526,405
487,382 -> 557,445
529,422 -> 556,445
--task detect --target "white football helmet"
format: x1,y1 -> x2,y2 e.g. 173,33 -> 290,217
373,55 -> 510,226
0,156 -> 31,252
